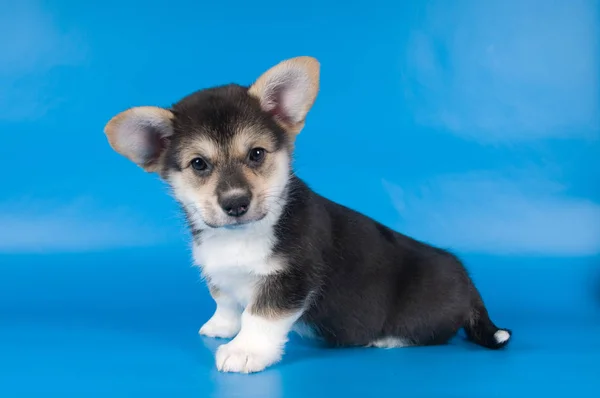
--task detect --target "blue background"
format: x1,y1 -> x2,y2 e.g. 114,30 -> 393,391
1,0 -> 599,396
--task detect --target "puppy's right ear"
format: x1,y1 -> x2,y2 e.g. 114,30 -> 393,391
104,106 -> 174,172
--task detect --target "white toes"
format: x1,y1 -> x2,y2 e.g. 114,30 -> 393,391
215,342 -> 281,374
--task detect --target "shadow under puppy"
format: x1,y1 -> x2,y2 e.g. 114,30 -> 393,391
103,56 -> 511,374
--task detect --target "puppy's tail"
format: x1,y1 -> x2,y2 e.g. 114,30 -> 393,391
464,292 -> 511,349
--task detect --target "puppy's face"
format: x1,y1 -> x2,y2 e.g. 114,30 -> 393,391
104,57 -> 319,229
165,88 -> 293,229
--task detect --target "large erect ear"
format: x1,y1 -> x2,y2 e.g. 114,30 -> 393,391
104,106 -> 174,172
248,56 -> 320,136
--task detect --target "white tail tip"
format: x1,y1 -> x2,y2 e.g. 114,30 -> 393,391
494,330 -> 511,344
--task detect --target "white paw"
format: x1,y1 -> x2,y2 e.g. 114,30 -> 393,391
199,315 -> 240,339
215,341 -> 281,374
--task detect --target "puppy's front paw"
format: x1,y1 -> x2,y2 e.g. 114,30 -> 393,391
215,341 -> 281,374
199,314 -> 240,339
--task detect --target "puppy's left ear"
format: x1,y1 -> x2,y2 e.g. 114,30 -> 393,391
104,106 -> 174,173
249,56 -> 320,136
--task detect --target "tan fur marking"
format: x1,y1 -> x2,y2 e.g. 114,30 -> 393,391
178,137 -> 220,167
230,127 -> 277,160
248,56 -> 320,137
242,158 -> 276,200
248,305 -> 296,320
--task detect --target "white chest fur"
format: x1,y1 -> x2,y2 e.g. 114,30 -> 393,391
192,222 -> 283,307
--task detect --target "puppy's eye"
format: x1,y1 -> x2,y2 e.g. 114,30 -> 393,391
248,148 -> 266,164
191,157 -> 208,171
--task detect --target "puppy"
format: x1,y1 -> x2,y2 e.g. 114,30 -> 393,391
103,56 -> 511,374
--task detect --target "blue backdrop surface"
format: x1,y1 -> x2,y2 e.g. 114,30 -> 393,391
1,0 -> 599,396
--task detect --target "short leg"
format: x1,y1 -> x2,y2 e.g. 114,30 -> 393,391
199,287 -> 242,339
215,308 -> 302,373
214,270 -> 311,373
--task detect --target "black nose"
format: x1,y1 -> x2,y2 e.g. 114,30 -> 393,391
219,194 -> 251,217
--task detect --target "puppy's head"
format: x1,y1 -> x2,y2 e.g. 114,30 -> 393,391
104,56 -> 319,229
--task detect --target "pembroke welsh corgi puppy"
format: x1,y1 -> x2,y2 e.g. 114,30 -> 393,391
104,56 -> 511,374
